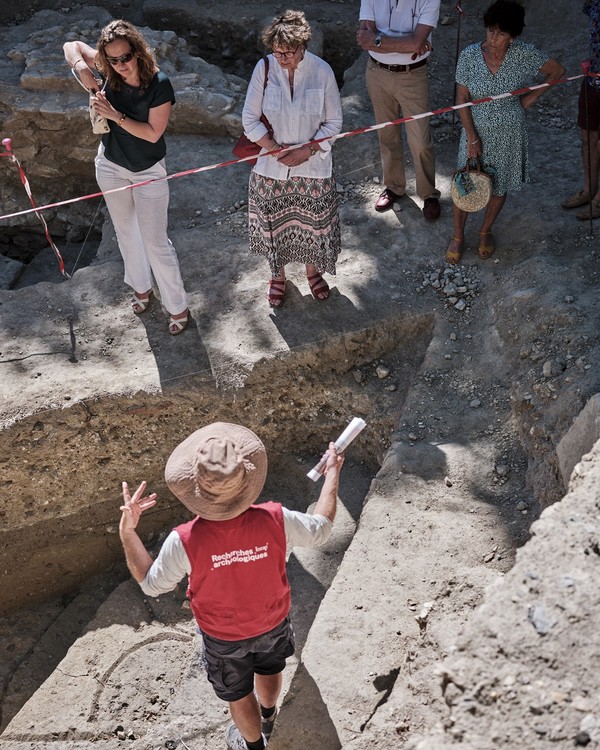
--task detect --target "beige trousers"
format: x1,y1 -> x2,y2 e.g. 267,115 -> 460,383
365,58 -> 439,200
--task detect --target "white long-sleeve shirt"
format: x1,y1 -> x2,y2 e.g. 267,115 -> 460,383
359,0 -> 440,65
141,507 -> 332,597
242,51 -> 343,180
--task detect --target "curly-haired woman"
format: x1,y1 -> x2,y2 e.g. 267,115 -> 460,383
64,20 -> 189,334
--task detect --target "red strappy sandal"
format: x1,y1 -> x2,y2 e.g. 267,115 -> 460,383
307,272 -> 330,301
268,277 -> 286,308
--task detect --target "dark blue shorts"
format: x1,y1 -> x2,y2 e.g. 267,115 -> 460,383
201,618 -> 295,702
578,78 -> 600,131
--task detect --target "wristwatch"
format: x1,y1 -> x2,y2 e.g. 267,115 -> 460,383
374,32 -> 383,47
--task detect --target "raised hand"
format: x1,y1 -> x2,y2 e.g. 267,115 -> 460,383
119,480 -> 157,533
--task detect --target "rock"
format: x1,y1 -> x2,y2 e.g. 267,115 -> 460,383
516,500 -> 529,511
376,365 -> 390,379
0,254 -> 24,289
495,464 -> 510,477
445,476 -> 453,487
470,398 -> 481,408
528,604 -> 558,635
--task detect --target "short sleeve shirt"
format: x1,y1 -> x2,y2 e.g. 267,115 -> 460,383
358,0 -> 440,64
102,70 -> 175,172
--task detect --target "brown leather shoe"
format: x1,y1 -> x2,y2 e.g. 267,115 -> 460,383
375,188 -> 401,213
422,196 -> 441,220
561,190 -> 590,209
576,199 -> 600,220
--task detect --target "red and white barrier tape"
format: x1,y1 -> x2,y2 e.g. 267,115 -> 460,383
0,137 -> 68,277
0,69 -> 598,236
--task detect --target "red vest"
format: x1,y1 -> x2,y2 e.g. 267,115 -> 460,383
175,502 -> 291,641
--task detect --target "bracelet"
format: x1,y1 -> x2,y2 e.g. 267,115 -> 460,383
468,138 -> 480,145
308,144 -> 317,156
118,113 -> 127,126
71,58 -> 85,70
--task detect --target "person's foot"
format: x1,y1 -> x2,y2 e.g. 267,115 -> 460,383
575,198 -> 600,220
225,724 -> 266,750
168,309 -> 189,335
561,190 -> 591,209
422,196 -> 441,221
268,277 -> 286,307
307,272 -> 330,300
446,236 -> 464,265
478,231 -> 495,259
374,188 -> 401,213
131,291 -> 151,314
261,707 -> 278,740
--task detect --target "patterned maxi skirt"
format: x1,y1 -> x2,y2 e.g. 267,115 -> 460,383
248,172 -> 341,276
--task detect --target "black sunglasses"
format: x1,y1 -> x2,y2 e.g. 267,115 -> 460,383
106,51 -> 135,65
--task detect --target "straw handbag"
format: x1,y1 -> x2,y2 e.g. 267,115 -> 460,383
451,159 -> 493,212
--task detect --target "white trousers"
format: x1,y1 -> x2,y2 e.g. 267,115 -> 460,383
95,147 -> 188,315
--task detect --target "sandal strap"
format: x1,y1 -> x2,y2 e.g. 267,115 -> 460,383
268,278 -> 286,306
307,272 -> 329,292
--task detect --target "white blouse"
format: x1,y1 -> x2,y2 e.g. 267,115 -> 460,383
242,51 -> 343,180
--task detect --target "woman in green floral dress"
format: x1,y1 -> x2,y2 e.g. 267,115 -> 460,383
446,0 -> 564,264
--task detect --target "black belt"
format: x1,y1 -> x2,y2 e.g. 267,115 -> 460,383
369,56 -> 428,73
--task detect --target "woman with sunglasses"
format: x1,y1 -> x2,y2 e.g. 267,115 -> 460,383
242,10 -> 343,307
64,20 -> 189,335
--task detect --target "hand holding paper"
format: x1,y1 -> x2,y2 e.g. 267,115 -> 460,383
307,417 -> 367,481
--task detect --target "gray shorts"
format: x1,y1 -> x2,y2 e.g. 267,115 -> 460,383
201,618 -> 295,702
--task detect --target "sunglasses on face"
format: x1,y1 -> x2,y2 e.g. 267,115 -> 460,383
106,51 -> 135,65
272,47 -> 299,59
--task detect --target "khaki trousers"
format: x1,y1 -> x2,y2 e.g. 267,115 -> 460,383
366,58 -> 439,200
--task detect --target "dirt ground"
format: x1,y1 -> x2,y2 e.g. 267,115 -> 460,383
1,1 -> 599,749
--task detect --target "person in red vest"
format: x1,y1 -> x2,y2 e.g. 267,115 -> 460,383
119,422 -> 344,750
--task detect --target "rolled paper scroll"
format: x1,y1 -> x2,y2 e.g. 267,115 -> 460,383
307,417 -> 367,482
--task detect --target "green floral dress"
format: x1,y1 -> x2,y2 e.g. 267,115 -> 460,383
456,40 -> 548,195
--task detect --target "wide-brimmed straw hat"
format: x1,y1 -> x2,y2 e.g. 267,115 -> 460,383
165,422 -> 267,520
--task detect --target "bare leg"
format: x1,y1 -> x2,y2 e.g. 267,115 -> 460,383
229,692 -> 262,744
255,672 -> 282,711
478,194 -> 507,259
446,204 -> 468,264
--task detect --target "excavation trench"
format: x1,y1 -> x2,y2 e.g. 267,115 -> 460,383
0,313 -> 434,731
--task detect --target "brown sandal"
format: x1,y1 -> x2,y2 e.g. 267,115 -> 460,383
268,277 -> 286,308
446,236 -> 463,265
307,272 -> 330,301
169,311 -> 189,336
478,232 -> 495,259
132,292 -> 151,314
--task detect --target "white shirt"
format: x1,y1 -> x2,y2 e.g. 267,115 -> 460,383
141,507 -> 333,597
242,51 -> 343,180
359,0 -> 440,65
